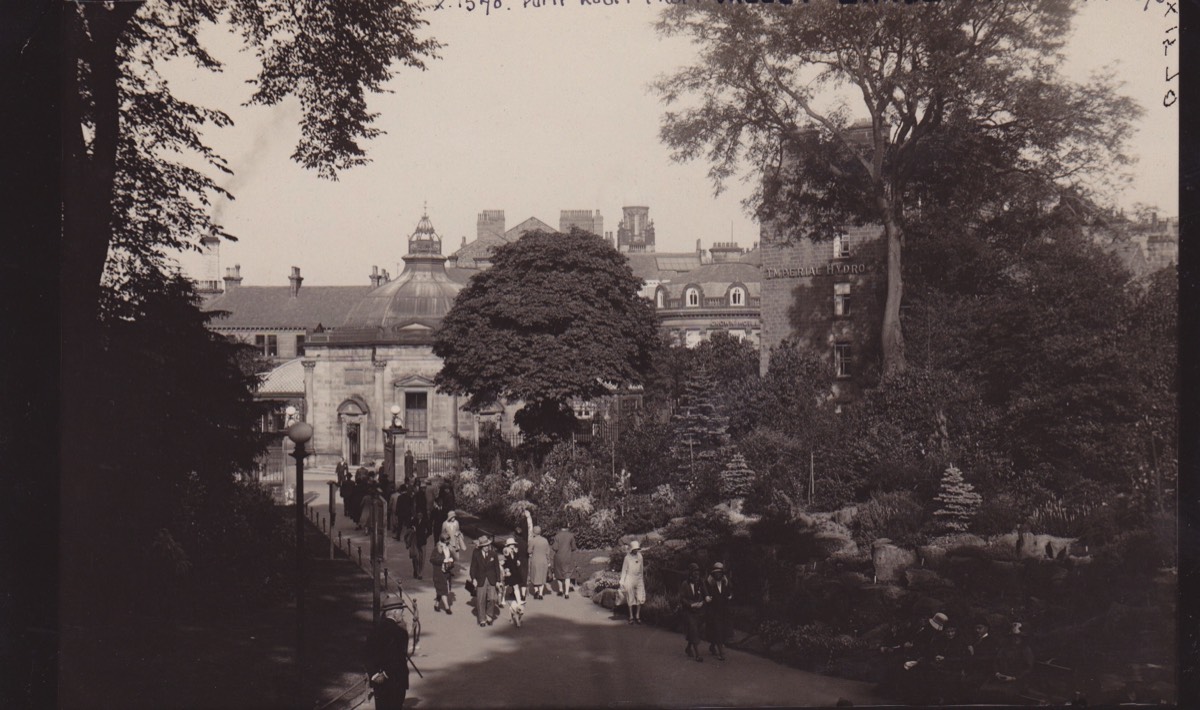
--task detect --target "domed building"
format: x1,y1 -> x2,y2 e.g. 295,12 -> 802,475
300,213 -> 519,469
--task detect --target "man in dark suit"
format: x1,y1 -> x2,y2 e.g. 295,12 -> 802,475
366,604 -> 410,710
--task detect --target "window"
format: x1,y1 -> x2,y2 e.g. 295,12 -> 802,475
656,290 -> 665,308
685,288 -> 700,307
833,234 -> 851,259
405,391 -> 428,437
255,334 -> 278,357
729,329 -> 746,340
834,282 -> 852,317
729,287 -> 745,306
834,343 -> 851,378
295,334 -> 306,356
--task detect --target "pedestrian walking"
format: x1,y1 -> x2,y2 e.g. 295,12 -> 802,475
340,473 -> 356,520
335,457 -> 350,486
388,485 -> 403,540
704,562 -> 732,660
403,448 -> 415,486
501,537 -> 527,626
366,603 -> 410,710
680,563 -> 706,662
432,531 -> 455,614
441,510 -> 465,557
469,535 -> 502,627
392,482 -> 411,541
527,525 -> 551,599
620,540 -> 645,624
406,512 -> 430,580
552,525 -> 578,598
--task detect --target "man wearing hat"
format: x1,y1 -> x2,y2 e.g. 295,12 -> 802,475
366,602 -> 410,710
619,540 -> 646,624
679,562 -> 706,662
704,562 -> 733,660
469,535 -> 502,626
965,617 -> 1001,692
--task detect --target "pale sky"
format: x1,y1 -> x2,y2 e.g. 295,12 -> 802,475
169,0 -> 1179,286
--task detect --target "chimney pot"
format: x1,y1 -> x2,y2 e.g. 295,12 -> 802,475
288,266 -> 303,298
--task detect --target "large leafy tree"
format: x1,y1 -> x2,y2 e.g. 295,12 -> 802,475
654,0 -> 1139,376
63,0 -> 439,343
433,229 -> 661,441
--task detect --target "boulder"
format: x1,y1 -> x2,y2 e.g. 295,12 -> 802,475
831,506 -> 859,527
593,588 -> 622,609
663,539 -> 688,551
1017,533 -> 1075,560
836,571 -> 870,587
618,534 -> 640,547
644,531 -> 665,544
903,568 -> 954,591
669,517 -> 689,527
917,544 -> 948,568
871,541 -> 918,583
814,531 -> 859,558
589,555 -> 611,565
580,580 -> 597,598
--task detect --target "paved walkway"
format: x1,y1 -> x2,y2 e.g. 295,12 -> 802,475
304,494 -> 885,708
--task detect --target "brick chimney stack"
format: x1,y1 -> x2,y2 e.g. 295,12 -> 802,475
289,266 -> 303,298
370,265 -> 382,288
222,264 -> 242,292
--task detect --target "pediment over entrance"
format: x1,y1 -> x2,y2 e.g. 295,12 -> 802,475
337,394 -> 371,416
393,374 -> 436,388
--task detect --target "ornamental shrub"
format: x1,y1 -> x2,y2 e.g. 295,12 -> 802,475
852,490 -> 927,547
932,464 -> 982,533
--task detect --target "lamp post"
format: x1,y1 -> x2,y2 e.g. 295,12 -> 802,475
285,406 -> 313,699
383,404 -> 407,488
378,405 -> 407,619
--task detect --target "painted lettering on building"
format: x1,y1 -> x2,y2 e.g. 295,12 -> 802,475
763,262 -> 869,280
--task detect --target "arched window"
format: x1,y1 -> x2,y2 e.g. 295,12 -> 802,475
685,288 -> 700,307
729,287 -> 745,306
656,289 -> 665,308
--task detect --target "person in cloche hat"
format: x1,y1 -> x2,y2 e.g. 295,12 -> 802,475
679,562 -> 706,662
501,537 -> 527,625
704,562 -> 733,660
619,540 -> 646,625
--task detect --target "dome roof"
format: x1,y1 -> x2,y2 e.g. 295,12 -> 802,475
331,212 -> 462,345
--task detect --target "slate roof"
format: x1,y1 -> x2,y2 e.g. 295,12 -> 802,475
662,261 -> 762,299
505,217 -> 557,240
449,233 -> 508,268
203,286 -> 372,330
739,247 -> 762,266
624,252 -> 703,284
449,216 -> 560,268
258,358 -> 305,395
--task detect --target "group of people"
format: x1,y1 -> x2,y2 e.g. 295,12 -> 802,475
468,511 -> 580,628
878,612 -> 1035,704
616,540 -> 735,663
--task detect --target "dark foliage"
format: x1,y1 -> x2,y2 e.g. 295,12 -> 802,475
63,272 -> 275,621
434,229 -> 660,442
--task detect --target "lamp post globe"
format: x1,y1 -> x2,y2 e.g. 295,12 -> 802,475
288,421 -> 314,446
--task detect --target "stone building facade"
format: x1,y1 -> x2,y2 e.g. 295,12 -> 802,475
758,222 -> 886,394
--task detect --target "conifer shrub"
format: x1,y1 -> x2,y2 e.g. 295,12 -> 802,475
932,464 -> 982,533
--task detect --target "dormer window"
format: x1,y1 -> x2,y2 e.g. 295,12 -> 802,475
656,290 -> 665,308
729,287 -> 745,306
685,288 -> 700,307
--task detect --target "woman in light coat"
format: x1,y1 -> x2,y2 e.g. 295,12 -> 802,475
527,525 -> 552,599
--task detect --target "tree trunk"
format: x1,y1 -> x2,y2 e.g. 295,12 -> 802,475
878,194 -> 907,377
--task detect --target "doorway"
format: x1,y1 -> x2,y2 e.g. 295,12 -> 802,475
347,423 -> 361,465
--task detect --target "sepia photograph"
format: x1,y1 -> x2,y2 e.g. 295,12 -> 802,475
53,0 -> 1180,707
